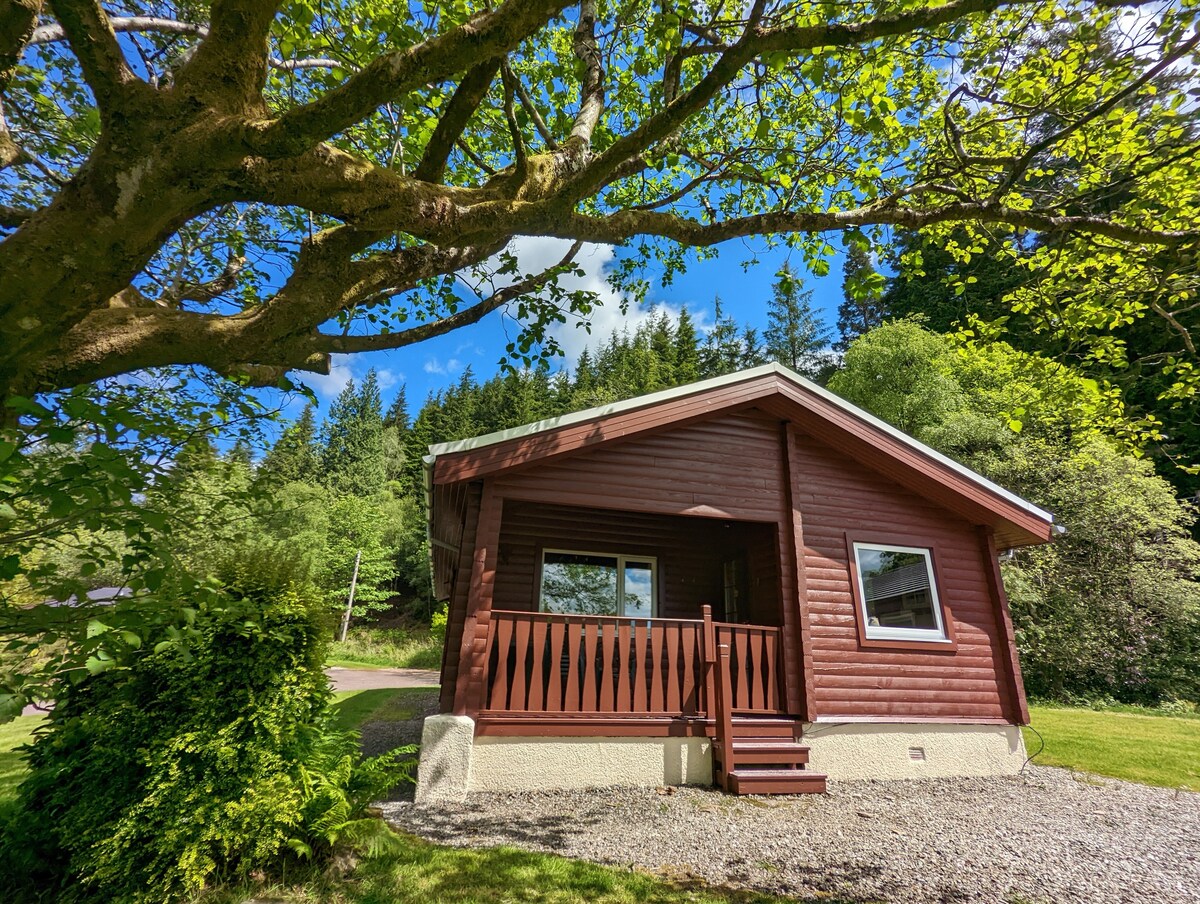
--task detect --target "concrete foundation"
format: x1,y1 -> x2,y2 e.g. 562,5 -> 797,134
802,722 -> 1027,780
470,736 -> 712,791
413,714 -> 475,803
413,719 -> 1026,799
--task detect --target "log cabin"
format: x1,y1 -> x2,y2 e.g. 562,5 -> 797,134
414,363 -> 1056,801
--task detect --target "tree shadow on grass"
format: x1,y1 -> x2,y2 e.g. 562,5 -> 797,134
351,833 -> 878,904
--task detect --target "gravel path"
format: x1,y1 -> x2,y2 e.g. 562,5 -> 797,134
383,768 -> 1200,903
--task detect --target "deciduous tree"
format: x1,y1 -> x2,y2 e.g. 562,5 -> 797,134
1,0 -> 1196,406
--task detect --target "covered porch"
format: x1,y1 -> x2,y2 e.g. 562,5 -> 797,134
435,497 -> 822,793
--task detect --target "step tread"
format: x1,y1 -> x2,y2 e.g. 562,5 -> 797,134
726,768 -> 827,795
728,768 -> 823,778
730,739 -> 809,748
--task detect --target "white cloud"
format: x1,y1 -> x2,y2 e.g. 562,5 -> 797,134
375,368 -> 403,390
423,357 -> 462,375
489,236 -> 708,364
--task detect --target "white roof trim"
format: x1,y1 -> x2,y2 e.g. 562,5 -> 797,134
425,362 -> 1055,526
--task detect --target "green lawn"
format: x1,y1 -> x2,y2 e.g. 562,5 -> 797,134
0,714 -> 40,812
331,687 -> 434,731
1025,705 -> 1200,789
210,833 -> 817,904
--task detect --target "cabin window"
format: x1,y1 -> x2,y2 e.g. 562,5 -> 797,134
539,550 -> 656,618
851,542 -> 947,642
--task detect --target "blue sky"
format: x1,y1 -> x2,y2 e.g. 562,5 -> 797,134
292,238 -> 850,420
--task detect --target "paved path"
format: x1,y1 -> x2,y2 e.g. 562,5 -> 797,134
325,666 -> 440,691
18,667 -> 439,717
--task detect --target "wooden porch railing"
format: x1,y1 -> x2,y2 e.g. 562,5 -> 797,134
714,622 -> 784,713
482,607 -> 784,718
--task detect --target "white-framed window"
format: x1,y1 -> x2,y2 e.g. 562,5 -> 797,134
539,549 -> 657,618
851,542 -> 948,642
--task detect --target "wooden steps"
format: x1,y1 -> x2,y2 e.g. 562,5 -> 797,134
714,716 -> 827,795
727,768 -> 828,795
729,738 -> 810,765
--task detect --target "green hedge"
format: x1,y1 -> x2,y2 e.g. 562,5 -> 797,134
0,551 -> 412,903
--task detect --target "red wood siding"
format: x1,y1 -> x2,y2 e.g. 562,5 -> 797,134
493,500 -> 779,622
489,411 -> 787,522
790,430 -> 1019,722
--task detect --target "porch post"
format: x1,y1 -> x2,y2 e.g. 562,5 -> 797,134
780,422 -> 816,720
701,604 -> 716,719
453,479 -> 503,717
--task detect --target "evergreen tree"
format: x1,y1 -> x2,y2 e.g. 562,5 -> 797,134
648,309 -> 677,389
740,327 -> 769,368
836,243 -> 888,353
673,306 -> 701,384
261,404 -> 319,485
320,370 -> 387,497
765,264 -> 831,376
700,296 -> 743,378
384,386 -> 410,433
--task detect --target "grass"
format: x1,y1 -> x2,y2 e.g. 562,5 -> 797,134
327,626 -> 442,671
0,714 -> 40,811
1025,704 -> 1200,789
331,687 -> 436,732
210,832 -> 821,904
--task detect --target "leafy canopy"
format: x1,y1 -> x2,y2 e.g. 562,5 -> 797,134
0,0 -> 1197,400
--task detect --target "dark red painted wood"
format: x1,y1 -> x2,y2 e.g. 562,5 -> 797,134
789,430 -> 1020,723
483,610 -> 721,719
431,370 -> 1054,548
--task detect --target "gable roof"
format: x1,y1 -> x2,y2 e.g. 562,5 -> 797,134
425,363 -> 1057,548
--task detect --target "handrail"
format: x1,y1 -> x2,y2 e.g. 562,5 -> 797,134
490,608 -> 709,626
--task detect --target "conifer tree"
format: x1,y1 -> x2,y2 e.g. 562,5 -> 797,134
836,243 -> 888,352
765,264 -> 832,377
649,309 -> 677,389
674,307 -> 701,384
320,370 -> 387,497
700,296 -> 743,378
741,327 -> 769,368
384,386 -> 410,434
261,404 -> 319,485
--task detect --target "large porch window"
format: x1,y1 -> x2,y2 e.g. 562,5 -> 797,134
539,550 -> 656,617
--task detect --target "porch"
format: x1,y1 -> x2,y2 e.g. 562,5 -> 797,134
476,606 -> 825,794
439,495 -> 826,793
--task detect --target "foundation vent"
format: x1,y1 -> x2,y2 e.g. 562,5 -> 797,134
908,746 -> 926,762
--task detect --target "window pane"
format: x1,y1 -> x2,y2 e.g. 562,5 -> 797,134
541,552 -> 618,615
858,547 -> 938,631
623,560 -> 654,618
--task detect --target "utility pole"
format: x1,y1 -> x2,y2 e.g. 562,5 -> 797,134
338,550 -> 362,643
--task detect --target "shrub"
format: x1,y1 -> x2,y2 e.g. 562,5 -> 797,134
430,603 -> 448,644
0,547 -> 413,903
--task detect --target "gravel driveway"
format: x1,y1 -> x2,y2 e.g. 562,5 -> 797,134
383,767 -> 1200,903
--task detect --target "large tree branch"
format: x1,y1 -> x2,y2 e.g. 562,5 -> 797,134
30,14 -> 204,43
567,0 -> 603,145
413,58 -> 500,183
550,203 -> 1200,248
30,16 -> 356,72
45,0 -> 136,111
255,0 -> 571,156
313,240 -> 583,353
175,0 -> 280,106
1,0 -> 41,92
